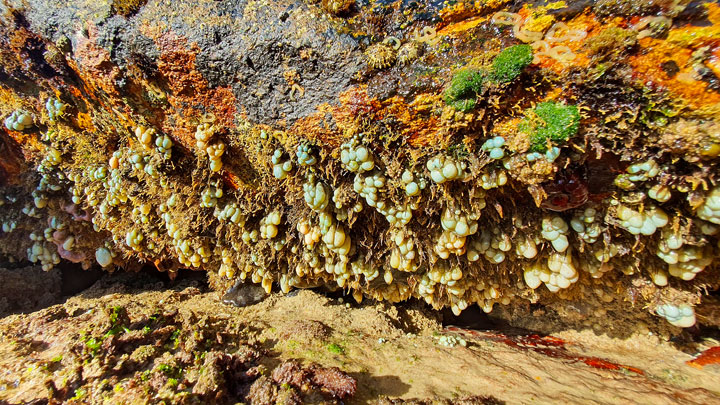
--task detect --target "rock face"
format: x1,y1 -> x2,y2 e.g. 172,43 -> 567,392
1,0 -> 719,331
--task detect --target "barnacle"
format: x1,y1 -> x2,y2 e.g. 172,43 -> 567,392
397,41 -> 421,65
365,43 -> 396,69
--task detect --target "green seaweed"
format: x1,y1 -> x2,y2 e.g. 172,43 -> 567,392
444,69 -> 485,112
490,45 -> 533,83
444,45 -> 532,112
447,98 -> 477,112
519,102 -> 580,152
70,388 -> 87,401
327,343 -> 345,355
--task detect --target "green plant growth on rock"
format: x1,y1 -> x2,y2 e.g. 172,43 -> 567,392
490,44 -> 533,83
444,69 -> 486,112
519,102 -> 581,152
445,45 -> 532,112
84,336 -> 102,357
327,343 -> 345,355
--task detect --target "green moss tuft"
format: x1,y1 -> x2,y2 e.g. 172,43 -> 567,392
447,98 -> 477,112
70,388 -> 87,401
519,102 -> 580,152
444,46 -> 532,111
490,45 -> 533,83
327,343 -> 345,355
444,69 -> 485,111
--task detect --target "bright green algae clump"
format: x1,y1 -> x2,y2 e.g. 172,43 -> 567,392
445,45 -> 533,112
519,101 -> 581,152
443,69 -> 486,112
490,44 -> 533,83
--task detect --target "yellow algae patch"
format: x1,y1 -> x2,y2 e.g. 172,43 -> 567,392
519,1 -> 567,19
439,0 -> 512,28
524,14 -> 555,33
666,3 -> 720,49
75,112 -> 96,133
438,16 -> 488,36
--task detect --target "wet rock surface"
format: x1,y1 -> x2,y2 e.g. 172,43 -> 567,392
0,265 -> 61,316
222,279 -> 269,307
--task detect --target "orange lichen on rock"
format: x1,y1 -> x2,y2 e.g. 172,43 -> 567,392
687,346 -> 720,369
629,4 -> 720,111
152,32 -> 237,149
380,94 -> 443,148
629,37 -> 720,111
72,24 -> 123,99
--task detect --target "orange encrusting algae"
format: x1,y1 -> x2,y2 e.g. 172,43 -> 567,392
380,95 -> 443,148
687,346 -> 720,369
153,33 -> 238,150
629,3 -> 720,111
444,326 -> 645,375
291,86 -> 383,148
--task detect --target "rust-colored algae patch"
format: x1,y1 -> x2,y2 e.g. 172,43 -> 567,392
687,346 -> 720,369
630,39 -> 720,112
289,85 -> 453,149
72,23 -> 123,99
0,129 -> 27,186
290,86 -> 382,147
74,112 -> 96,132
153,32 -> 237,149
445,326 -> 645,376
380,94 -> 443,148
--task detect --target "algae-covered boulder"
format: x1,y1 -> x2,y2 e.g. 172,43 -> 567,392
1,0 -> 719,332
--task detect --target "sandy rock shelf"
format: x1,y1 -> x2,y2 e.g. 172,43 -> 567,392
0,270 -> 718,404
